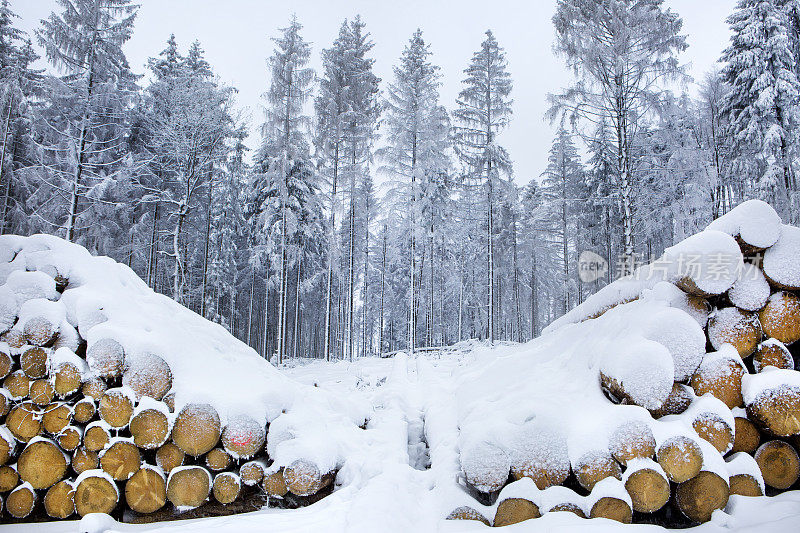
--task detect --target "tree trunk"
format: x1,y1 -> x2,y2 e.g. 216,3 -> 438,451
324,144 -> 339,361
200,174 -> 213,318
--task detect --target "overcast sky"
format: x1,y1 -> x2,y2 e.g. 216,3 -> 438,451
13,0 -> 733,185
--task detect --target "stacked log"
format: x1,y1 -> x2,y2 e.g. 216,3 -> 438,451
452,202 -> 800,528
0,244 -> 337,524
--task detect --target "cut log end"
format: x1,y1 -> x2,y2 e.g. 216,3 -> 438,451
130,408 -> 170,450
7,484 -> 36,518
755,440 -> 800,490
494,497 -> 540,527
75,472 -> 119,517
708,308 -> 762,357
691,359 -> 744,409
609,420 -> 656,465
676,470 -> 729,523
692,413 -> 734,454
0,465 -> 19,492
212,472 -> 240,504
729,474 -> 764,497
84,424 -> 111,452
44,480 -> 75,519
589,497 -> 632,524
283,459 -> 332,497
21,346 -> 48,379
30,379 -> 55,406
166,466 -> 211,509
100,440 -> 141,481
71,447 -> 98,476
7,402 -> 41,442
18,439 -> 68,489
732,417 -> 761,454
759,292 -> 800,345
99,389 -> 134,429
574,451 -> 621,491
624,466 -> 669,513
549,502 -> 586,518
205,448 -> 232,471
125,466 -> 167,514
42,402 -> 72,434
263,468 -> 288,497
446,506 -> 491,526
86,338 -> 124,379
54,362 -> 82,398
156,443 -> 185,474
657,436 -> 703,483
746,385 -> 800,437
239,461 -> 265,487
171,403 -> 221,457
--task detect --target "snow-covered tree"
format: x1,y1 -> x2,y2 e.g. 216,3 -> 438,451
453,29 -> 513,344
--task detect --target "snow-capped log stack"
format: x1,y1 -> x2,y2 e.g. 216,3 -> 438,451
451,200 -> 800,527
0,234 -> 367,523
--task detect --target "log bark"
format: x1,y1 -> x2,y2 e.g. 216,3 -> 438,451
125,466 -> 166,514
171,403 -> 221,457
656,436 -> 703,483
676,470 -> 729,523
166,466 -> 211,509
100,440 -> 141,481
75,472 -> 119,516
494,497 -> 540,526
18,439 -> 68,489
755,440 -> 800,489
44,479 -> 75,519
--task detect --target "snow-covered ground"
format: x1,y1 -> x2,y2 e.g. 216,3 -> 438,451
7,346 -> 800,533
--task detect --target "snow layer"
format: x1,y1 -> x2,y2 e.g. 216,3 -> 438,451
763,224 -> 800,289
728,263 -> 770,311
706,199 -> 782,250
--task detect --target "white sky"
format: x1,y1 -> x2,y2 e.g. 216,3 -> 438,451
13,0 -> 733,185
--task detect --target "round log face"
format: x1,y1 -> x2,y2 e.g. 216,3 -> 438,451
166,466 -> 211,509
44,480 -> 75,519
732,417 -> 761,454
0,465 -> 19,492
84,425 -> 111,452
692,414 -> 734,454
156,443 -> 185,474
21,346 -> 48,379
4,370 -> 30,399
754,342 -> 795,372
30,379 -> 55,406
676,471 -> 729,523
7,402 -> 42,441
755,440 -> 800,490
72,447 -> 98,476
0,393 -> 8,417
212,472 -> 240,504
123,353 -> 172,401
284,459 -> 327,497
649,382 -> 694,419
100,440 -> 141,481
575,452 -> 621,491
609,421 -> 656,465
0,433 -> 12,465
0,349 -> 12,379
99,390 -> 134,428
590,497 -> 632,524
625,468 -> 670,513
75,474 -> 118,516
691,360 -> 744,409
171,403 -> 221,457
81,378 -> 107,400
54,363 -> 82,398
446,506 -> 491,526
125,467 -> 167,514
494,498 -> 540,527
263,469 -> 288,497
7,485 -> 36,518
24,316 -> 56,346
86,338 -> 124,379
759,292 -> 800,345
42,402 -> 72,434
18,439 -> 68,489
130,408 -> 170,450
707,308 -> 762,357
747,385 -> 800,437
221,416 -> 265,459
205,448 -> 231,471
657,436 -> 703,483
73,400 -> 96,424
729,474 -> 763,497
549,503 -> 586,518
56,426 -> 81,452
240,461 -> 265,486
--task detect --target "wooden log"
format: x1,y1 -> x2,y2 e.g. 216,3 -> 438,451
171,403 -> 221,457
623,459 -> 669,513
726,453 -> 765,498
755,440 -> 800,490
690,351 -> 745,409
7,402 -> 41,442
81,377 -> 107,399
100,439 -> 141,481
589,497 -> 632,523
510,425 -> 570,489
42,402 -> 72,434
0,390 -> 9,417
166,465 -> 211,509
30,379 -> 54,406
212,471 -> 241,504
73,398 -> 96,424
221,415 -> 266,459
707,308 -> 762,357
494,497 -> 540,526
728,263 -> 770,312
44,479 -> 75,519
574,451 -> 621,491
676,470 -> 729,523
71,447 -> 98,476
599,342 -> 673,410
746,382 -> 800,437
205,447 -> 231,471
446,506 -> 490,525
0,348 -> 11,379
4,369 -> 30,400
759,292 -> 800,345
123,353 -> 172,401
656,435 -> 703,483
125,466 -> 167,514
24,316 -> 57,346
52,322 -> 80,353
74,470 -> 119,516
754,340 -> 795,372
692,412 -> 734,454
6,482 -> 36,518
130,405 -> 170,450
84,422 -> 111,452
56,425 -> 82,452
99,387 -> 135,428
20,345 -> 48,379
86,338 -> 124,379
608,420 -> 656,465
729,473 -> 764,497
1,329 -> 25,350
732,416 -> 761,454
0,465 -> 18,492
53,361 -> 83,398
240,460 -> 267,487
549,503 -> 586,518
18,438 -> 68,489
0,429 -> 12,466
156,442 -> 185,474
283,459 -> 333,497
163,392 -> 175,413
263,468 -> 288,497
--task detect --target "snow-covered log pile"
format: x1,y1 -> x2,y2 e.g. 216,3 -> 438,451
451,200 -> 800,527
0,234 -> 367,522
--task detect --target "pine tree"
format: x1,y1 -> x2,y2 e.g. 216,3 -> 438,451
453,30 -> 512,344
378,29 -> 449,354
721,0 -> 800,221
550,0 -> 687,273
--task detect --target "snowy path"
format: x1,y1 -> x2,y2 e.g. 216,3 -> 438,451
6,350 -> 800,533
